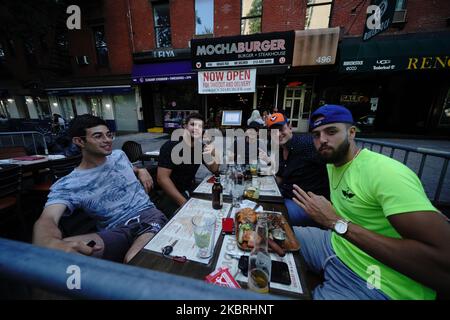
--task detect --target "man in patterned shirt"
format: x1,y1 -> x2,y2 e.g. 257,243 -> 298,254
33,114 -> 167,263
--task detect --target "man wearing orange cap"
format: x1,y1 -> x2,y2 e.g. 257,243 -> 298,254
263,113 -> 329,226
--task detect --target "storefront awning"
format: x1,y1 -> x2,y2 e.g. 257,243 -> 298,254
292,27 -> 340,67
131,60 -> 195,83
339,32 -> 450,73
46,85 -> 132,96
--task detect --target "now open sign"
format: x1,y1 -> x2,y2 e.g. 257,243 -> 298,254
198,69 -> 256,94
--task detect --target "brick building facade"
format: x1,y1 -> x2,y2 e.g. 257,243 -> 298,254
1,0 -> 449,135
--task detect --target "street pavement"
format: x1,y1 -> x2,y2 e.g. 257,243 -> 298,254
113,133 -> 450,208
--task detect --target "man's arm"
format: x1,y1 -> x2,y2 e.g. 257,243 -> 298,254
347,212 -> 450,293
157,167 -> 188,206
292,185 -> 450,293
133,166 -> 153,193
33,204 -> 98,255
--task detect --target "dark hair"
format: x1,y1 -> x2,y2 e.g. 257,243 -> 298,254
185,112 -> 204,125
68,114 -> 108,138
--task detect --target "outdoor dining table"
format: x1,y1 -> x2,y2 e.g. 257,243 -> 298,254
0,155 -> 52,176
129,193 -> 312,300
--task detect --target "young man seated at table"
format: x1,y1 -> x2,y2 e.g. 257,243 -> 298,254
33,114 -> 168,263
260,113 -> 330,226
292,105 -> 450,299
156,113 -> 219,218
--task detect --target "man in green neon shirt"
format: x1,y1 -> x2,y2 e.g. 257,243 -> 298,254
292,104 -> 450,300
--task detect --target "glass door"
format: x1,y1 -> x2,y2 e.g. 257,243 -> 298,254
283,87 -> 303,131
89,97 -> 103,117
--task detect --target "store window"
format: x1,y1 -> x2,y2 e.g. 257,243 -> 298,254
305,0 -> 332,29
6,38 -> 15,57
35,98 -> 51,120
55,30 -> 69,51
0,100 -> 10,118
89,97 -> 104,118
241,0 -> 262,35
395,0 -> 407,10
58,98 -> 76,120
92,25 -> 109,66
0,42 -> 5,62
195,0 -> 214,35
23,36 -> 37,67
153,1 -> 172,48
439,88 -> 450,126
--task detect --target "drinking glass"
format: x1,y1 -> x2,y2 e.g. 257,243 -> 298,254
192,214 -> 216,259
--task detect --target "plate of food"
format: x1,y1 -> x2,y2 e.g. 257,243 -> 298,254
235,208 -> 300,256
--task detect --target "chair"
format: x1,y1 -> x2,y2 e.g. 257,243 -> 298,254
0,164 -> 24,237
32,155 -> 82,192
122,141 -> 161,192
122,141 -> 154,167
50,155 -> 82,181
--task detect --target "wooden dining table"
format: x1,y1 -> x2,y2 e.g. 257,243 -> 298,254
128,192 -> 312,300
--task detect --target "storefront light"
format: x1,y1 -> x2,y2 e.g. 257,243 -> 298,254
53,102 -> 58,107
7,99 -> 14,103
26,98 -> 33,103
105,103 -> 111,108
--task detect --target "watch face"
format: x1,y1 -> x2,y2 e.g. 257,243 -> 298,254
335,220 -> 347,234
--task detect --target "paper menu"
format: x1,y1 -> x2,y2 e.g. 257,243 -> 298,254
144,198 -> 232,264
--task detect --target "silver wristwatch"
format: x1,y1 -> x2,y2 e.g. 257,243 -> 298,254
333,219 -> 350,235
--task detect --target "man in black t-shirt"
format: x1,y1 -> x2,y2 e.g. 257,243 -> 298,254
156,113 -> 219,218
262,113 -> 330,226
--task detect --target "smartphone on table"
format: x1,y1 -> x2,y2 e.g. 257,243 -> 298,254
238,255 -> 291,285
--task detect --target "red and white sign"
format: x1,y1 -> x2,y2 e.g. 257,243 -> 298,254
198,68 -> 256,94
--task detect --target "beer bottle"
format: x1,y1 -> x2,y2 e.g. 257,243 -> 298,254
212,173 -> 223,210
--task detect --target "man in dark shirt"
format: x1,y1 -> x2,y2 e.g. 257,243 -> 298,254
157,113 -> 219,218
263,113 -> 330,226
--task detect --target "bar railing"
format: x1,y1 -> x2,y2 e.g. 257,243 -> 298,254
356,138 -> 450,206
0,131 -> 49,155
0,238 -> 281,300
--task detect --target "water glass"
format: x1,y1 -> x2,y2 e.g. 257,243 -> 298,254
192,214 -> 216,259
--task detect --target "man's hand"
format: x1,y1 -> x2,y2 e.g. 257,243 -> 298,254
48,239 -> 102,256
203,143 -> 216,165
258,148 -> 271,164
136,168 -> 154,193
292,184 -> 340,229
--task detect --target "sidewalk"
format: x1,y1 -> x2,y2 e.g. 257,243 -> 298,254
372,138 -> 450,153
355,138 -> 450,206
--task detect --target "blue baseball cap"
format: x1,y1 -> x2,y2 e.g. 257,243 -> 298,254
309,105 -> 354,131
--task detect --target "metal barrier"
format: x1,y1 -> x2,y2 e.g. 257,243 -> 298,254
0,238 -> 281,300
0,131 -> 48,155
356,138 -> 450,206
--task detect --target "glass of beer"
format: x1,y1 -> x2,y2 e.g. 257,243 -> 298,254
248,267 -> 270,293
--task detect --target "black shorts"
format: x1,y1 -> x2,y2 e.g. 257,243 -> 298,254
97,207 -> 167,262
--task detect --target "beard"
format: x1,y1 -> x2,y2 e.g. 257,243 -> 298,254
319,137 -> 350,164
